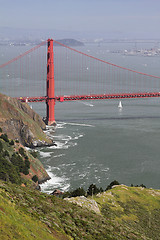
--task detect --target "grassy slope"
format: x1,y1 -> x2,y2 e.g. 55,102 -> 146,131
0,192 -> 57,240
0,182 -> 70,240
94,185 -> 160,239
1,181 -> 160,240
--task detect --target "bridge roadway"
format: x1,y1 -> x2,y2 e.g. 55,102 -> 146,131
18,92 -> 160,103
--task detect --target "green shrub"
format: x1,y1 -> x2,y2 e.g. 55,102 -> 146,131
0,141 -> 3,152
70,187 -> 86,197
11,153 -> 25,172
25,155 -> 29,160
32,175 -> 38,183
0,134 -> 9,142
9,140 -> 14,145
25,159 -> 30,169
0,155 -> 21,184
87,184 -> 103,196
0,127 -> 2,132
10,150 -> 31,176
22,166 -> 29,175
19,147 -> 25,156
30,150 -> 38,158
131,183 -> 146,188
106,180 -> 120,191
3,150 -> 9,157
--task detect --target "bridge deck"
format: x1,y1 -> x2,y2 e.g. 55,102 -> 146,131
18,92 -> 160,103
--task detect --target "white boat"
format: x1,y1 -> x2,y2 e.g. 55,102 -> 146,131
118,101 -> 123,109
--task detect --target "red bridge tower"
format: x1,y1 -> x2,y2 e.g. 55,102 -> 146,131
46,39 -> 56,125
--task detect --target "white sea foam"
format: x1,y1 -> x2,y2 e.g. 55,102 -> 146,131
45,125 -> 56,129
39,151 -> 52,158
54,134 -> 83,142
43,122 -> 90,153
64,122 -> 94,127
60,162 -> 76,167
44,129 -> 55,135
72,134 -> 84,140
56,122 -> 67,129
53,134 -> 70,140
79,134 -> 83,138
40,166 -> 70,194
25,147 -> 31,151
61,135 -> 72,141
73,136 -> 78,140
69,142 -> 77,147
78,172 -> 88,178
49,166 -> 61,171
48,141 -> 69,149
101,168 -> 110,172
61,184 -> 71,192
44,127 -> 84,150
52,154 -> 65,158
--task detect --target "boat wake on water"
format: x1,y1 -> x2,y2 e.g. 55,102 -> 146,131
63,122 -> 95,127
79,101 -> 94,107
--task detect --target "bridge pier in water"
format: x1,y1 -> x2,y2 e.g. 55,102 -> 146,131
46,39 -> 56,126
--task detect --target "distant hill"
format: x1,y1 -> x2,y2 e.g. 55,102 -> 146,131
54,38 -> 84,46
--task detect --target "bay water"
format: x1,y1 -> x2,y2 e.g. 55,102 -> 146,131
1,41 -> 160,192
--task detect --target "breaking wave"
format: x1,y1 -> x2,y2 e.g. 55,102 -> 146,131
40,166 -> 70,194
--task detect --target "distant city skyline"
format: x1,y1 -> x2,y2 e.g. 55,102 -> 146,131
0,0 -> 160,39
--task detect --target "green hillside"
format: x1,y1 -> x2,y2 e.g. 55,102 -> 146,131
0,180 -> 160,240
95,185 -> 160,239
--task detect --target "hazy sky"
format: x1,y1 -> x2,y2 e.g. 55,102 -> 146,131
0,0 -> 160,38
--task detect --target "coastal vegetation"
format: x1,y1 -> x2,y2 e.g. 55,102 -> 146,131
0,93 -> 51,186
0,179 -> 160,239
0,130 -> 50,186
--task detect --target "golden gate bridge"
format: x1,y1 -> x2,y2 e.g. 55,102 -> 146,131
1,39 -> 160,125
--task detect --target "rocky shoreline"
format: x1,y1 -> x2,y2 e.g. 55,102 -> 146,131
0,93 -> 55,186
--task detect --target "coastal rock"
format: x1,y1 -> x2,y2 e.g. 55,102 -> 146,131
65,196 -> 101,214
51,189 -> 64,196
0,93 -> 52,147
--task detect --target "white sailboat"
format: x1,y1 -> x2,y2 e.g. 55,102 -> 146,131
118,101 -> 123,109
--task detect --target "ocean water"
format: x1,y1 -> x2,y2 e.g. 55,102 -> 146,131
39,97 -> 160,193
1,41 -> 160,193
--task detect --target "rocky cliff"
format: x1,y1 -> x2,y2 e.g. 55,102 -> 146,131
0,92 -> 52,185
0,93 -> 52,147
